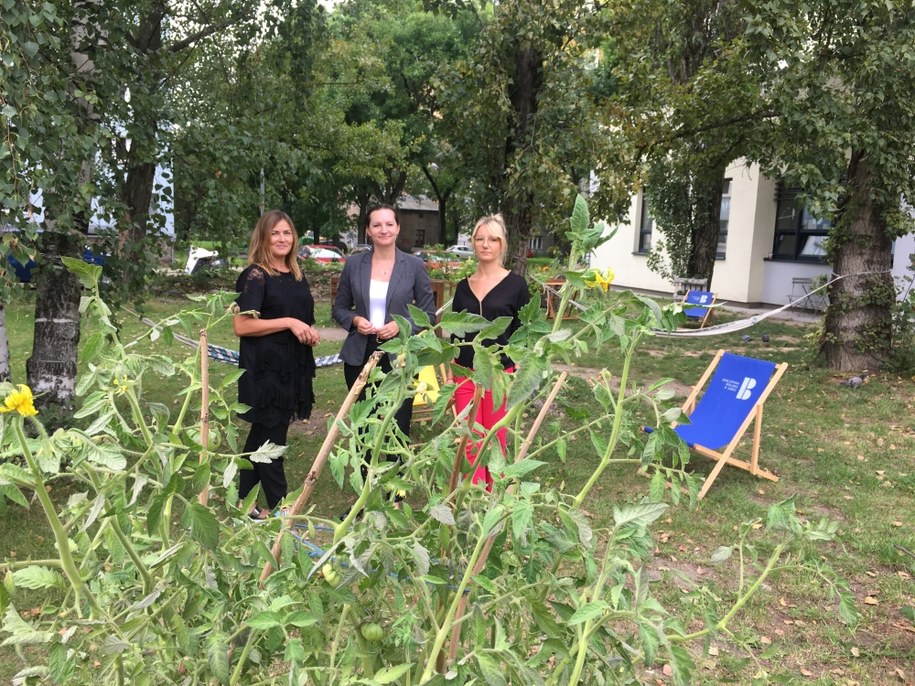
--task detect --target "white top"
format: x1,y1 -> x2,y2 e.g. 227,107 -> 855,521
369,279 -> 389,328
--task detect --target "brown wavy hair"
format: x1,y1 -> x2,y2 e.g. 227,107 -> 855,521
246,209 -> 302,280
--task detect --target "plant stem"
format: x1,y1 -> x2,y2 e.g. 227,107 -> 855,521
229,627 -> 260,685
672,542 -> 786,642
17,419 -> 104,617
419,515 -> 495,682
572,333 -> 641,508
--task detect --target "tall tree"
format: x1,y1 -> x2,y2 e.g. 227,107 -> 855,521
747,0 -> 915,370
435,0 -> 634,273
1,1 -> 287,408
610,0 -> 764,286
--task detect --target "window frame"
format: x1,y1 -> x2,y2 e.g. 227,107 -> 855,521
771,185 -> 831,263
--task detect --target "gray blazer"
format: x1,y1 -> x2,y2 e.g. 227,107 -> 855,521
332,248 -> 437,365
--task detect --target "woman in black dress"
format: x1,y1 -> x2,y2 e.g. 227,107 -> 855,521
451,214 -> 530,490
234,209 -> 320,519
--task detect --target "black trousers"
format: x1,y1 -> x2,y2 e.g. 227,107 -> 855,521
343,339 -> 413,475
239,421 -> 289,510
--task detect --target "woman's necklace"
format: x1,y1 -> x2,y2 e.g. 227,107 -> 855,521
373,257 -> 394,277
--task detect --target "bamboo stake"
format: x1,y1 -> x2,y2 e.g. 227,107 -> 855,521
197,329 -> 210,506
445,372 -> 569,662
259,351 -> 383,583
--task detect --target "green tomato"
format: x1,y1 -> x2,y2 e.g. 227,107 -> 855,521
360,622 -> 385,642
2,571 -> 14,595
322,562 -> 341,587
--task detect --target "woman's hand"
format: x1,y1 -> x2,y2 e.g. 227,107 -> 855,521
289,319 -> 320,346
375,321 -> 399,341
353,316 -> 377,336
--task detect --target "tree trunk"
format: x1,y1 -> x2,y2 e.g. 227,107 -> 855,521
503,47 -> 543,275
686,169 -> 725,284
0,304 -> 10,383
821,150 -> 895,371
26,232 -> 84,408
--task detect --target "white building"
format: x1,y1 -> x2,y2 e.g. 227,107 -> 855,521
590,160 -> 915,308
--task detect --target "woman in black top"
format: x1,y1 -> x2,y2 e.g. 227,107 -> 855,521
451,214 -> 530,489
234,210 -> 320,519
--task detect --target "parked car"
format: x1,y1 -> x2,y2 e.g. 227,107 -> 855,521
445,244 -> 474,259
350,243 -> 372,254
298,245 -> 345,264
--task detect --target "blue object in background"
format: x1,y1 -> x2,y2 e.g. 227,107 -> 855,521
6,249 -> 105,283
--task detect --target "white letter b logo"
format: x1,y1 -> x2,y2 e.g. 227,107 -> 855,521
736,377 -> 756,400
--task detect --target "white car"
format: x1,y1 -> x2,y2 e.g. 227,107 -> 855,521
446,244 -> 474,259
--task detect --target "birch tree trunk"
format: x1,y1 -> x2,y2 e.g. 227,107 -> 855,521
26,231 -> 83,407
0,303 -> 10,383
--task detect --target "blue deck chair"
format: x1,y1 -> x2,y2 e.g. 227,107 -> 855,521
662,349 -> 788,499
681,289 -> 717,328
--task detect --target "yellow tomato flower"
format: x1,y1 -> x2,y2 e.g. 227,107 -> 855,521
112,376 -> 130,395
1,384 -> 38,417
585,268 -> 615,292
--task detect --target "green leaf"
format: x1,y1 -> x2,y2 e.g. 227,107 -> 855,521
639,622 -> 660,663
475,653 -> 506,686
374,663 -> 414,684
709,546 -> 733,564
1,606 -> 54,645
428,503 -> 455,525
567,601 -> 608,625
669,644 -> 696,686
187,503 -> 220,550
506,355 -> 546,409
61,256 -> 100,289
247,611 -> 281,630
612,502 -> 668,529
407,303 -> 431,329
838,592 -> 859,627
12,566 -> 64,590
206,631 -> 230,685
439,311 -> 490,337
511,500 -> 533,540
570,194 -> 589,235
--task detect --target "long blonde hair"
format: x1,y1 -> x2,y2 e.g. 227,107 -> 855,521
246,209 -> 303,280
472,214 -> 508,267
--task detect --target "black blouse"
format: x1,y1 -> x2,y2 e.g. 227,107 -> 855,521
235,265 -> 316,426
451,272 -> 530,370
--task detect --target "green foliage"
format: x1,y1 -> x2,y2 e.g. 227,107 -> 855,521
0,197 -> 853,684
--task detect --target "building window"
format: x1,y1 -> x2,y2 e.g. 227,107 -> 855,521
772,186 -> 830,261
638,193 -> 653,253
414,228 -> 425,247
717,179 -> 731,258
529,235 -> 543,251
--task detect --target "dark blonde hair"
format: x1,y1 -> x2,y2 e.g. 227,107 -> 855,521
472,214 -> 508,266
246,209 -> 302,280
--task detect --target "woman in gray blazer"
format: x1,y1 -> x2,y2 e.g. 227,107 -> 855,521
333,204 -> 436,482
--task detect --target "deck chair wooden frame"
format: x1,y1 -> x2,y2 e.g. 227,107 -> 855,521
681,289 -> 717,328
674,349 -> 787,499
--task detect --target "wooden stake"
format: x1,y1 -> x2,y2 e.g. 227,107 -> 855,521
259,351 -> 383,583
445,372 -> 569,662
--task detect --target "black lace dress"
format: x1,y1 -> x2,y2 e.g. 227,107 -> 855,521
235,265 -> 316,427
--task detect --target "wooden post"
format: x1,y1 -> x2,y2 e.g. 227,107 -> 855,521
259,352 -> 383,584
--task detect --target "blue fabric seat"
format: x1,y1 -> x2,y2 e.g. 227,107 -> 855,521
649,350 -> 788,499
681,290 -> 716,328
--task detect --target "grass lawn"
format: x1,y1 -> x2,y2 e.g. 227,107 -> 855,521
1,281 -> 913,684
